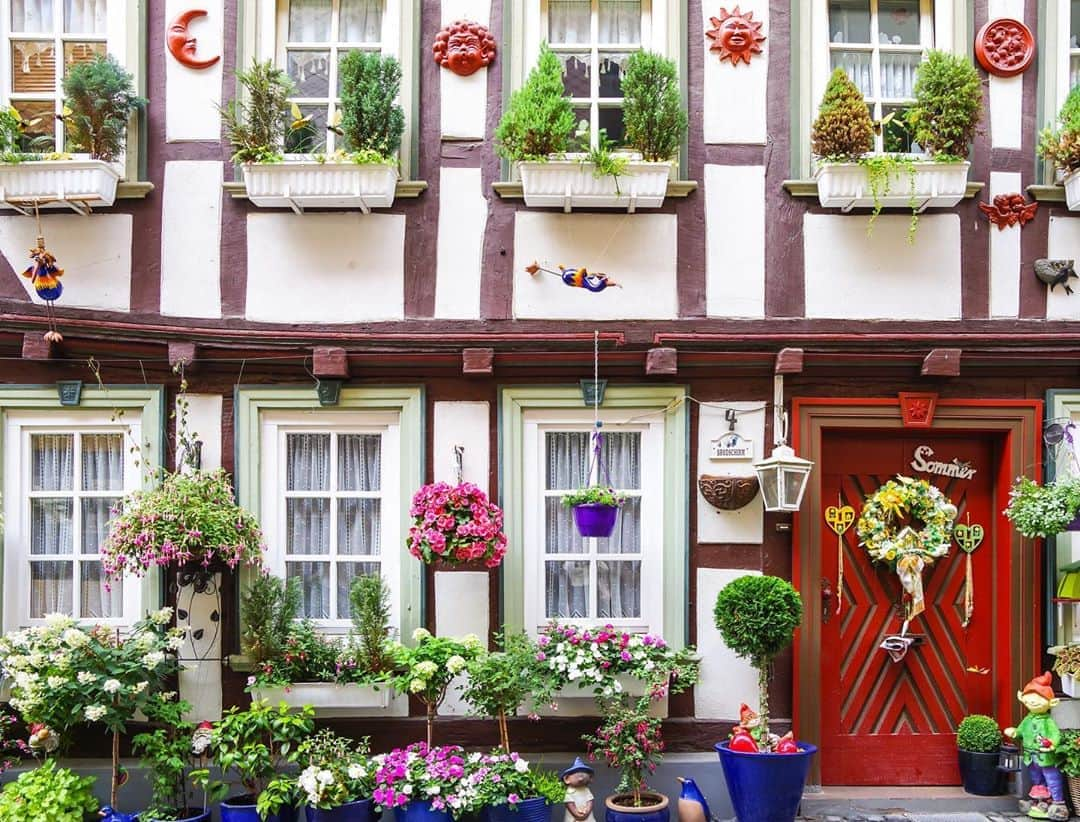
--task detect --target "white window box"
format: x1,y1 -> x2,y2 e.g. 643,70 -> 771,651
1063,168 -> 1080,211
252,682 -> 393,716
528,674 -> 669,718
814,160 -> 971,212
1063,673 -> 1079,698
518,157 -> 673,212
242,159 -> 399,215
0,159 -> 121,215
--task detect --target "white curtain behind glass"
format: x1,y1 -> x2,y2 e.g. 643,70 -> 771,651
548,0 -> 640,45
289,0 -> 382,42
64,0 -> 106,33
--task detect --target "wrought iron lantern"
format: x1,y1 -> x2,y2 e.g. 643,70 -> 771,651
997,741 -> 1021,772
754,443 -> 813,512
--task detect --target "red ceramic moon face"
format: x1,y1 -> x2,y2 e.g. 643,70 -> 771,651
432,20 -> 497,77
974,18 -> 1034,77
167,9 -> 221,70
706,6 -> 766,66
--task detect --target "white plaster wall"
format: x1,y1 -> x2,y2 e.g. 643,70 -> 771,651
433,401 -> 490,485
702,0 -> 767,144
987,0 -> 1024,150
513,213 -> 678,319
695,568 -> 760,719
1047,215 -> 1080,319
803,214 -> 962,319
439,0 -> 491,140
177,394 -> 223,471
989,171 -> 1021,318
435,571 -> 490,715
1,214 -> 132,311
435,168 -> 488,319
696,402 -> 764,545
160,161 -> 222,318
705,164 -> 765,317
164,0 -> 224,141
245,213 -> 405,322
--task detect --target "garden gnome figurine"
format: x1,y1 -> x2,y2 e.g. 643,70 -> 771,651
1004,672 -> 1067,821
676,777 -> 712,822
562,757 -> 596,822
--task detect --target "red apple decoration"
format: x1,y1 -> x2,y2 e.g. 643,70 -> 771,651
775,732 -> 798,754
729,730 -> 760,753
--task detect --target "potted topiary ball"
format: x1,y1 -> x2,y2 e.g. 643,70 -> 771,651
712,575 -> 813,822
956,714 -> 1004,796
561,485 -> 627,538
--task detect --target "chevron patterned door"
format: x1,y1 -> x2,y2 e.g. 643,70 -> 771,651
819,432 -> 998,785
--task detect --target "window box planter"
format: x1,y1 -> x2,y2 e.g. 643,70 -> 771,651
814,160 -> 971,212
518,156 -> 673,212
0,159 -> 121,214
251,682 -> 392,716
242,158 -> 399,214
529,673 -> 668,717
1063,168 -> 1080,211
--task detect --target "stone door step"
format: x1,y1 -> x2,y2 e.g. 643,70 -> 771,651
800,787 -> 1020,818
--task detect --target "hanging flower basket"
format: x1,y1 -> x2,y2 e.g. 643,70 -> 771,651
562,487 -> 626,538
406,482 -> 508,567
1005,476 -> 1080,538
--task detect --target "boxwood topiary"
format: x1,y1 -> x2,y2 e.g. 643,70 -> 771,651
905,49 -> 983,160
496,43 -> 575,162
956,714 -> 1001,753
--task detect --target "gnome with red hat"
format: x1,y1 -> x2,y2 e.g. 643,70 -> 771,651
1004,672 -> 1067,820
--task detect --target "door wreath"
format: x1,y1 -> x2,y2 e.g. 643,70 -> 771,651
856,476 -> 958,626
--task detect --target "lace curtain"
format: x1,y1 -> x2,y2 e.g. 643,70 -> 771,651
288,0 -> 383,43
544,431 -> 641,621
548,0 -> 640,44
10,0 -> 106,33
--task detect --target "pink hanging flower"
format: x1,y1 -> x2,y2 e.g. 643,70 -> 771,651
406,482 -> 507,568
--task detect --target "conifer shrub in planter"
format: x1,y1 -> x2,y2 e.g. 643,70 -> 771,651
813,51 -> 981,240
1039,85 -> 1080,210
956,714 -> 1004,796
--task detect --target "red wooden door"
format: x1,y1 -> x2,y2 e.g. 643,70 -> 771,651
819,432 -> 998,785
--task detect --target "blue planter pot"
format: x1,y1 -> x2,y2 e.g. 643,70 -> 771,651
140,811 -> 211,822
98,810 -> 139,822
488,798 -> 552,822
308,799 -> 375,822
394,799 -> 454,822
715,741 -> 818,822
221,795 -> 299,822
604,792 -> 669,822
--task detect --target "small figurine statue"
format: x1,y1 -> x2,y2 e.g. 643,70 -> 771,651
525,261 -> 621,293
561,757 -> 596,822
1004,672 -> 1068,821
676,777 -> 712,822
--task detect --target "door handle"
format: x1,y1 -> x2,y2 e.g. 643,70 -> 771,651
821,577 -> 834,624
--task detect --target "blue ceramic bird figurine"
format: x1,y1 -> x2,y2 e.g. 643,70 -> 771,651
677,777 -> 712,822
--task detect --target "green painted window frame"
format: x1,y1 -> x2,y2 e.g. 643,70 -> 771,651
498,384 -> 689,647
1045,389 -> 1080,649
1037,0 -> 1072,185
233,385 -> 425,640
0,385 -> 166,628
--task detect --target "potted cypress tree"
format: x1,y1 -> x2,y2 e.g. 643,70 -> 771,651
0,54 -> 143,210
956,714 -> 1004,796
814,51 -> 980,229
1038,85 -> 1080,210
712,575 -> 814,822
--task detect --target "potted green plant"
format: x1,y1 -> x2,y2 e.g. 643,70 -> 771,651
813,51 -> 981,234
131,693 -> 213,822
1039,85 -> 1080,210
561,486 -> 626,538
236,53 -> 405,212
712,575 -> 813,822
456,752 -> 565,822
0,760 -> 98,821
193,699 -> 315,822
262,729 -> 375,822
1005,476 -> 1080,538
391,629 -> 483,745
956,714 -> 1004,796
1052,644 -> 1080,696
583,703 -> 670,822
1058,729 -> 1080,810
0,54 -> 143,210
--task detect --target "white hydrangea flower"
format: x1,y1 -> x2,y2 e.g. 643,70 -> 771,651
142,651 -> 166,668
446,655 -> 466,675
416,661 -> 438,678
84,704 -> 107,722
150,606 -> 174,626
461,633 -> 481,650
103,679 -> 122,694
166,634 -> 185,651
43,613 -> 70,630
77,671 -> 96,686
62,629 -> 89,649
412,627 -> 431,642
409,677 -> 427,694
130,681 -> 148,694
317,769 -> 334,785
46,676 -> 65,690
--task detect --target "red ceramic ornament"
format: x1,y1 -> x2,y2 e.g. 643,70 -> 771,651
979,193 -> 1038,230
729,731 -> 759,753
705,6 -> 766,67
775,732 -> 799,754
975,18 -> 1035,78
167,9 -> 221,69
432,20 -> 497,77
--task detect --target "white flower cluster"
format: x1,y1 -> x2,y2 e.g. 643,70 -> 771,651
299,765 -> 337,806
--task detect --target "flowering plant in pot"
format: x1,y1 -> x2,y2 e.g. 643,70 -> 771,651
262,729 -> 375,822
372,742 -> 467,822
392,629 -> 483,745
1005,476 -> 1080,538
561,487 -> 627,539
583,703 -> 669,821
956,714 -> 1004,796
407,482 -> 508,568
457,751 -> 565,822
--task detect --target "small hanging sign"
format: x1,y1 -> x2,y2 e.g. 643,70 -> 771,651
825,503 -> 855,615
710,431 -> 753,460
954,517 -> 985,629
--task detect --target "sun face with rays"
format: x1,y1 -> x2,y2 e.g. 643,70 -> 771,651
705,6 -> 766,66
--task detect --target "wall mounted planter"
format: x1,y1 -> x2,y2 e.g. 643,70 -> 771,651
532,674 -> 669,717
518,157 -> 672,212
252,682 -> 391,715
814,160 -> 971,213
243,160 -> 398,214
1063,169 -> 1080,211
0,159 -> 121,214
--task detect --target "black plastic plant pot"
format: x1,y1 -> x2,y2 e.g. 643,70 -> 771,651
958,749 -> 1005,796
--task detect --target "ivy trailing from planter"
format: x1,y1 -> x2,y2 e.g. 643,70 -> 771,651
575,121 -> 628,194
859,154 -> 919,242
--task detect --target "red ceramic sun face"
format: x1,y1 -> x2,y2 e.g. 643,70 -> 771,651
432,20 -> 497,77
705,6 -> 766,67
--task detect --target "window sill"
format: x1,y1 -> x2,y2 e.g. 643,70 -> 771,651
223,179 -> 428,201
117,181 -> 155,199
1028,184 -> 1067,203
783,178 -> 984,200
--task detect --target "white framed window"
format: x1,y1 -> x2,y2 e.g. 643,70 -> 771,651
1070,1 -> 1080,90
2,412 -> 142,628
259,410 -> 401,630
540,0 -> 651,147
521,410 -> 664,633
275,0 -> 391,154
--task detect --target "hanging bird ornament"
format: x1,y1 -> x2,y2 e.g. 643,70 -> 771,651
1034,259 -> 1078,295
525,260 -> 621,293
22,231 -> 64,343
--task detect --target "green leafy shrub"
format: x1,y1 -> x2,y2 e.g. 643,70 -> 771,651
0,760 -> 97,822
811,68 -> 873,161
62,54 -> 145,162
241,571 -> 301,667
583,703 -> 664,806
220,59 -> 293,163
350,572 -> 396,675
1039,85 -> 1080,174
621,51 -> 687,162
713,575 -> 802,742
956,714 -> 1001,753
132,693 -> 209,820
1005,476 -> 1080,538
905,50 -> 982,160
561,485 -> 626,507
496,43 -> 575,161
338,51 -> 405,162
0,106 -> 52,162
1060,729 -> 1080,777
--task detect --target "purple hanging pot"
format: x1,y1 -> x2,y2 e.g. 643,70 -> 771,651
573,503 -> 619,538
1067,513 -> 1080,532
